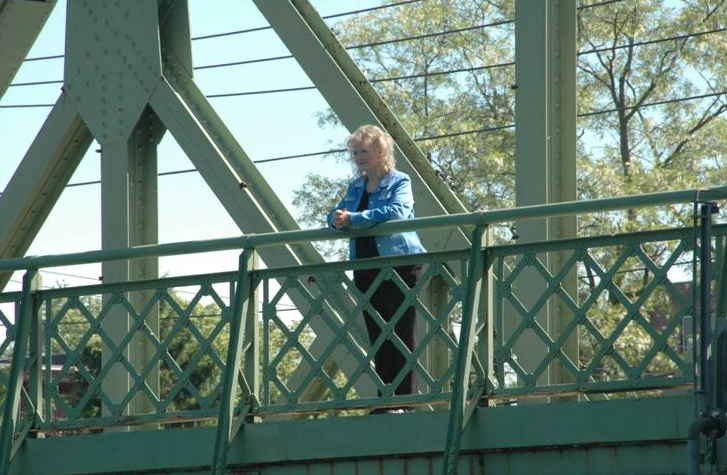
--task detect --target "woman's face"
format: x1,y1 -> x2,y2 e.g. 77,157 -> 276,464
351,139 -> 382,174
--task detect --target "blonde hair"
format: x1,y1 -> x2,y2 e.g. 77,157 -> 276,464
346,124 -> 395,176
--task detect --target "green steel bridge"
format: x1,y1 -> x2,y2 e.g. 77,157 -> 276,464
1,1 -> 727,474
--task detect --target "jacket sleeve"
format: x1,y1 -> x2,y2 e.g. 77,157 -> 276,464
349,175 -> 414,229
326,189 -> 349,230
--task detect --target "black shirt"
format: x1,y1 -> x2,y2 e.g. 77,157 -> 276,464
354,189 -> 379,259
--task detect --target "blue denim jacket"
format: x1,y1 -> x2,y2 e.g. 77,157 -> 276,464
327,169 -> 426,260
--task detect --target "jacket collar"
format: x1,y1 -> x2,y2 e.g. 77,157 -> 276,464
352,170 -> 394,190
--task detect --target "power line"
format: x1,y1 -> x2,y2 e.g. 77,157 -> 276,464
255,125 -> 517,163
578,26 -> 727,56
8,79 -> 63,88
578,0 -> 627,10
416,124 -> 515,141
194,55 -> 293,71
320,0 -> 424,20
0,103 -> 54,109
12,0 -> 670,66
346,19 -> 514,51
204,62 -> 515,98
194,21 -> 513,71
254,149 -> 346,164
206,86 -> 315,99
0,126 -> 515,196
189,0 -> 424,41
371,61 -> 514,83
23,54 -> 64,62
41,269 -> 100,282
21,1 -> 427,63
16,24 -> 726,89
579,89 -> 727,117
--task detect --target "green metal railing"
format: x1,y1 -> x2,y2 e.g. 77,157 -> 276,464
1,186 -> 726,475
489,226 -> 708,397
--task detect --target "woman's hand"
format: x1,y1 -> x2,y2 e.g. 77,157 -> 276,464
333,208 -> 352,229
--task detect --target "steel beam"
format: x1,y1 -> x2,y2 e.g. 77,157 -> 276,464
442,226 -> 485,475
100,140 -> 132,418
0,99 -> 93,290
62,0 -> 166,420
547,0 -> 578,388
0,270 -> 36,475
127,108 -> 163,416
211,249 -> 254,475
0,0 -> 57,99
513,0 -> 577,387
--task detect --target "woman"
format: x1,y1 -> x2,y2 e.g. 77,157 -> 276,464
327,125 -> 426,408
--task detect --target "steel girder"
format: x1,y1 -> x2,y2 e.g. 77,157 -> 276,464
512,0 -> 577,387
0,0 -> 57,99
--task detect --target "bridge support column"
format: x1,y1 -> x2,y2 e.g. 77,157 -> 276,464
513,0 -> 577,389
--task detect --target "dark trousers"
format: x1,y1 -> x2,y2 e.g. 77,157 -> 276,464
353,265 -> 417,395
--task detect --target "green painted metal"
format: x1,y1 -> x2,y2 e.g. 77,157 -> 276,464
489,226 -> 705,397
442,226 -> 485,475
36,270 -> 236,432
127,108 -> 164,417
100,139 -> 133,418
257,250 -> 466,415
0,102 -> 93,290
513,0 -> 579,389
422,274 -> 454,392
64,0 -> 162,141
0,294 -> 21,428
0,199 -> 725,473
2,187 -> 726,274
6,395 -> 695,475
0,270 -> 37,475
547,0 -> 578,389
0,0 -> 57,99
211,249 -> 254,475
26,273 -> 43,432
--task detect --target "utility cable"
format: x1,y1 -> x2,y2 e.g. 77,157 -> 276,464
0,126 -> 516,196
21,1 -> 427,62
7,79 -> 63,87
15,24 -> 726,88
190,0 -> 424,41
23,54 -> 64,62
579,89 -> 727,117
0,103 -> 54,108
346,19 -> 514,51
204,61 -> 515,98
578,0 -> 627,10
194,20 -> 513,71
578,26 -> 727,56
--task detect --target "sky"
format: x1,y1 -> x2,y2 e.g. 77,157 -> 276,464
0,0 -> 382,292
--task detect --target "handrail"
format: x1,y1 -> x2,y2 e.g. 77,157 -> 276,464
1,186 -> 725,272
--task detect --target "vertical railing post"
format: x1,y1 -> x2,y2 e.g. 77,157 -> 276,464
211,248 -> 254,475
477,249 -> 494,395
699,203 -> 718,411
27,273 -> 43,435
0,269 -> 37,475
243,252 -> 260,408
442,226 -> 485,475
